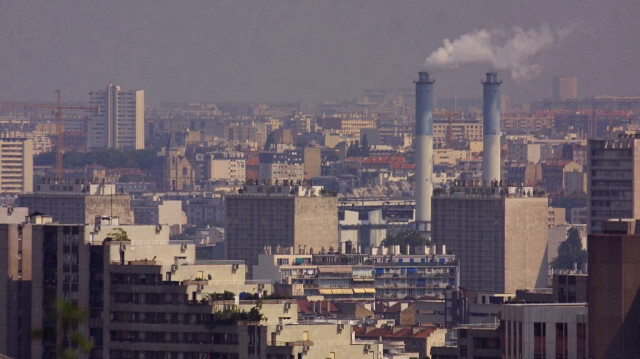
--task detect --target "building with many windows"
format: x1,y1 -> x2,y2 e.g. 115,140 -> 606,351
253,247 -> 458,300
87,84 -> 145,150
588,218 -> 640,359
17,181 -> 133,225
432,185 -> 548,294
587,136 -> 640,233
0,214 -> 275,359
225,183 -> 338,272
500,303 -> 587,359
0,137 -> 32,194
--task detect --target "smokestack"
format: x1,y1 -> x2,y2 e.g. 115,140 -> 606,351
482,72 -> 502,184
415,72 -> 434,232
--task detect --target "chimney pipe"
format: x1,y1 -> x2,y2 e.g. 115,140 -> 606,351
415,71 -> 435,232
482,72 -> 502,184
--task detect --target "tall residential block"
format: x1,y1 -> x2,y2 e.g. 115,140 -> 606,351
552,76 -> 578,101
587,137 -> 640,234
0,137 -> 33,194
225,183 -> 338,272
87,84 -> 145,150
501,303 -> 588,359
588,219 -> 640,359
17,181 -> 133,225
432,185 -> 548,294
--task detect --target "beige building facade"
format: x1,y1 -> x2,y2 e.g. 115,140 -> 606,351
225,184 -> 338,272
87,84 -> 145,150
432,186 -> 549,294
0,137 -> 33,194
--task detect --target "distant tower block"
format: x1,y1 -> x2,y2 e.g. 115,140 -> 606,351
482,72 -> 502,184
414,72 -> 435,232
552,76 -> 578,101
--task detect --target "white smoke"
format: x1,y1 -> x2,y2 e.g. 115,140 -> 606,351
424,24 -> 572,81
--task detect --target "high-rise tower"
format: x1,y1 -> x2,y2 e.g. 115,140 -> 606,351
482,72 -> 502,184
87,84 -> 145,150
414,72 -> 435,232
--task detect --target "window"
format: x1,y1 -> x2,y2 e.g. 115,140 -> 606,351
534,322 -> 546,359
556,323 -> 568,359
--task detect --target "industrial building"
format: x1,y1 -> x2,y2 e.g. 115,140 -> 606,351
338,198 -> 415,251
258,150 -> 304,182
87,83 -> 145,150
224,183 -> 338,272
205,151 -> 246,184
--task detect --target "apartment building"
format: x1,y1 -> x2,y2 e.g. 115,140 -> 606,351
587,137 -> 640,233
87,84 -> 145,150
0,137 -> 32,194
17,181 -> 133,225
0,214 -> 272,359
432,185 -> 548,294
225,183 -> 338,271
501,303 -> 588,359
206,151 -> 246,184
253,248 -> 459,300
258,150 -> 304,182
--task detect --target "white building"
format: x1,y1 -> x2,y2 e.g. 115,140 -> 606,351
207,151 -> 246,184
501,303 -> 587,359
87,84 -> 145,150
0,137 -> 33,194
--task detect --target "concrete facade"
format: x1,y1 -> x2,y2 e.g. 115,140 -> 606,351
225,184 -> 338,272
17,182 -> 133,225
87,84 -> 145,150
432,186 -> 548,294
588,219 -> 640,359
0,214 -> 277,359
501,303 -> 587,359
587,137 -> 640,233
0,137 -> 33,194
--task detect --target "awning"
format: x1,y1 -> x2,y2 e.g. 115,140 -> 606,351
364,288 -> 376,294
331,288 -> 353,295
319,289 -> 332,295
353,288 -> 366,294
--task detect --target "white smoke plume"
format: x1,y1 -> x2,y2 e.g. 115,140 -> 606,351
424,24 -> 572,81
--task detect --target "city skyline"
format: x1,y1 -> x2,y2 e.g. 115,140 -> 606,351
0,1 -> 639,106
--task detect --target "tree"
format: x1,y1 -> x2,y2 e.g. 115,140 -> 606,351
105,228 -> 130,242
381,230 -> 430,254
360,134 -> 370,156
32,300 -> 92,359
347,141 -> 360,157
551,227 -> 587,270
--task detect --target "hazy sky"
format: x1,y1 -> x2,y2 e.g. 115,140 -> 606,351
1,0 -> 639,106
